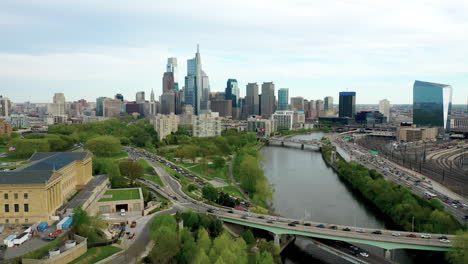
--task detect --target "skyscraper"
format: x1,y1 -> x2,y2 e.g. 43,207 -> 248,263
245,83 -> 259,116
163,72 -> 175,93
136,91 -> 145,104
324,96 -> 334,111
338,92 -> 356,118
96,97 -> 105,116
0,96 -> 11,117
290,96 -> 304,111
185,45 -> 204,115
261,82 -> 275,119
278,88 -> 289,111
200,71 -> 210,111
115,94 -> 124,101
413,80 -> 452,133
166,57 -> 179,90
379,99 -> 390,123
53,93 -> 65,104
225,79 -> 240,108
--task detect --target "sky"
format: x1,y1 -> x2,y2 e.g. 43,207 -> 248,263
1,0 -> 468,104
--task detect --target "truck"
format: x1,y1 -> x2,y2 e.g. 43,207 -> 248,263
3,234 -> 17,248
57,216 -> 73,230
37,222 -> 48,232
13,232 -> 31,245
0,224 -> 4,234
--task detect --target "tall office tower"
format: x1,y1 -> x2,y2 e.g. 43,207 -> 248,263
338,92 -> 356,118
290,96 -> 304,111
96,97 -> 105,116
379,99 -> 390,123
413,80 -> 452,133
225,79 -> 240,107
163,72 -> 175,93
47,93 -> 66,116
324,96 -> 334,111
185,45 -> 204,115
200,71 -> 210,111
278,88 -> 289,111
69,102 -> 82,117
115,93 -> 124,101
161,90 -> 176,114
136,91 -> 146,104
315,99 -> 324,117
211,100 -> 233,117
166,57 -> 179,90
150,89 -> 155,102
53,93 -> 65,104
0,96 -> 12,117
261,82 -> 275,119
245,83 -> 259,116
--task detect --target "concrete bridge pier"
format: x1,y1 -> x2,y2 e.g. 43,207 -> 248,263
384,249 -> 393,260
281,141 -> 284,147
274,234 -> 280,247
301,144 -> 304,150
273,234 -> 296,252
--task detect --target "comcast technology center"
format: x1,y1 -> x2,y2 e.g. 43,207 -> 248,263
413,80 -> 452,133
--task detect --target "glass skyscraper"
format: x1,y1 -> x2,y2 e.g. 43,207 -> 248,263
225,79 -> 239,107
184,45 -> 203,115
278,88 -> 289,111
338,92 -> 356,118
413,80 -> 452,133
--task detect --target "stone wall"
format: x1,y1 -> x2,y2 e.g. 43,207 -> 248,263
22,234 -> 87,264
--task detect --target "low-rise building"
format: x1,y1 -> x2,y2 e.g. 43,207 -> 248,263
272,111 -> 294,130
93,188 -> 144,216
247,116 -> 277,136
293,111 -> 306,129
192,114 -> 222,137
0,152 -> 93,224
397,126 -> 439,142
151,113 -> 179,141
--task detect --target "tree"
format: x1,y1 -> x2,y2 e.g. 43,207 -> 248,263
84,135 -> 121,157
119,159 -> 144,186
197,228 -> 212,254
256,251 -> 274,264
239,155 -> 261,195
150,214 -> 177,241
242,229 -> 255,246
8,138 -> 50,158
208,219 -> 223,238
447,230 -> 468,264
257,240 -> 281,264
212,156 -> 226,169
107,162 -> 127,188
181,209 -> 200,231
150,226 -> 179,263
176,228 -> 197,264
202,185 -> 218,202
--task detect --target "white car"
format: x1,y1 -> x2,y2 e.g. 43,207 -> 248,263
421,234 -> 431,239
391,232 -> 400,236
360,252 -> 369,258
439,239 -> 451,243
451,204 -> 458,209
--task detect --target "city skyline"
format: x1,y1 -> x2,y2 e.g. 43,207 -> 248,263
1,0 -> 468,104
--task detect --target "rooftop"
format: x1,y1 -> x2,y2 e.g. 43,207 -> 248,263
98,188 -> 141,202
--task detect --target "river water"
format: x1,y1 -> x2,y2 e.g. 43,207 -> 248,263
261,133 -> 444,264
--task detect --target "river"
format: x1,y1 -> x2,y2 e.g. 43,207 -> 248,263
261,133 -> 446,264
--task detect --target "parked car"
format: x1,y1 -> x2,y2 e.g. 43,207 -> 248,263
228,209 -> 234,213
130,221 -> 137,228
49,230 -> 63,238
43,236 -> 56,241
207,209 -> 214,213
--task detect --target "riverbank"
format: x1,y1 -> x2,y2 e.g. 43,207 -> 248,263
321,139 -> 462,234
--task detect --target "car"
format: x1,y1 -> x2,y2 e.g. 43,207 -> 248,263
355,228 -> 365,233
406,234 -> 417,238
291,221 -> 300,225
228,209 -> 234,213
288,223 -> 296,227
392,232 -> 401,236
329,225 -> 338,230
316,224 -> 326,228
342,227 -> 351,231
43,236 -> 56,241
438,236 -> 448,240
359,252 -> 369,258
421,234 -> 431,239
303,223 -> 311,226
451,204 -> 458,209
120,209 -> 126,216
207,209 -> 214,213
372,230 -> 382,235
49,230 -> 64,238
241,215 -> 248,219
257,215 -> 265,219
130,221 -> 137,228
439,239 -> 451,243
266,220 -> 274,224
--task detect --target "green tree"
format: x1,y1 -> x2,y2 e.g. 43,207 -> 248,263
182,209 -> 200,231
257,240 -> 281,264
150,226 -> 180,263
8,138 -> 50,158
84,135 -> 121,157
212,156 -> 226,169
119,159 -> 144,186
197,228 -> 212,254
208,219 -> 223,238
202,185 -> 218,202
106,162 -> 127,188
150,214 -> 177,241
256,251 -> 274,264
242,229 -> 255,246
447,230 -> 468,264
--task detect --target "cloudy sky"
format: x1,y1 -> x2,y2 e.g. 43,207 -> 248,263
1,0 -> 467,104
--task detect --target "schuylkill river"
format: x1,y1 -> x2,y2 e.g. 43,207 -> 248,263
261,133 -> 446,264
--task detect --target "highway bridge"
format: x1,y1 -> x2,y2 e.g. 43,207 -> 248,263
261,136 -> 322,149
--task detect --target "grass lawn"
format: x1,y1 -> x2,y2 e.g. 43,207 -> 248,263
218,185 -> 246,199
0,146 -> 8,152
144,174 -> 164,186
69,245 -> 121,264
158,161 -> 193,185
138,159 -> 154,174
189,164 -> 229,180
99,188 -> 140,202
0,156 -> 28,162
